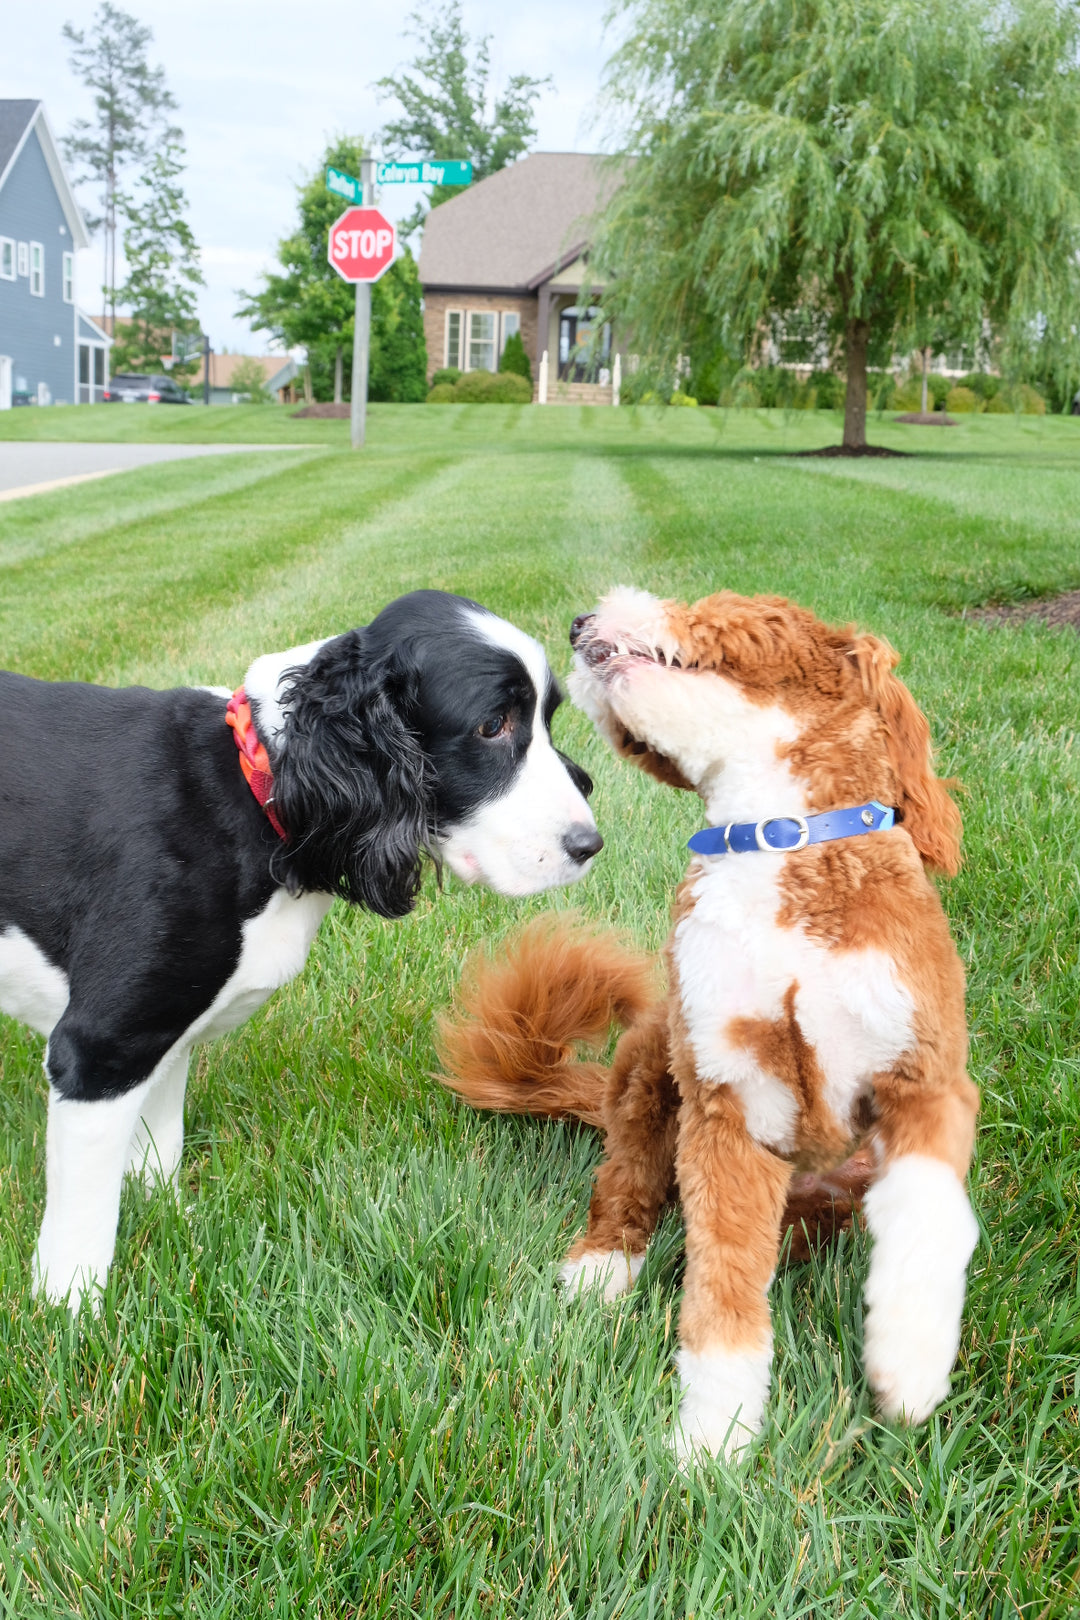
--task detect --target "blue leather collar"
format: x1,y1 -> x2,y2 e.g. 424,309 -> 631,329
688,800 -> 896,856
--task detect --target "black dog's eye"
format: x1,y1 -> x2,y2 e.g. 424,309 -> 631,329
476,714 -> 508,740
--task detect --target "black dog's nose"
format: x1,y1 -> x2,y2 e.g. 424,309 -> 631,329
562,823 -> 604,863
569,613 -> 594,648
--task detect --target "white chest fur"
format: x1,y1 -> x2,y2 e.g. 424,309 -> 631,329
0,926 -> 70,1037
193,888 -> 333,1043
672,859 -> 914,1152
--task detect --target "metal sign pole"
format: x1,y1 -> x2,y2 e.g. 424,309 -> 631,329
351,158 -> 375,450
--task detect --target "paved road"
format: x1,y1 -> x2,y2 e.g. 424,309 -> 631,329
0,441 -> 312,501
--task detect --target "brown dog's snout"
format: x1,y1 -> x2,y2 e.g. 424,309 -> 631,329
569,613 -> 594,648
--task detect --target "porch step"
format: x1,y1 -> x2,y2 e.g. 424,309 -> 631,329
535,380 -> 616,406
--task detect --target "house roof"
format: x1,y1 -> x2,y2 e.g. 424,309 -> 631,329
0,100 -> 90,249
416,152 -> 625,292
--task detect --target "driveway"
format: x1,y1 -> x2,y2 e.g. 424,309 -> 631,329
0,442 -> 312,502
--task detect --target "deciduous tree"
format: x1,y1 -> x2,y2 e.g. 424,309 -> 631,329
376,1 -> 549,234
599,0 -> 1080,449
237,138 -> 427,404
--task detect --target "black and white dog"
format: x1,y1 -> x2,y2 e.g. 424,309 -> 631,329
0,589 -> 601,1309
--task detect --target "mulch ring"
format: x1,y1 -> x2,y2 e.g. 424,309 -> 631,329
797,443 -> 908,457
966,590 -> 1080,630
893,412 -> 958,426
290,402 -> 351,419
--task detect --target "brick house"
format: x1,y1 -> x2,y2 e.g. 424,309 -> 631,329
417,152 -> 624,398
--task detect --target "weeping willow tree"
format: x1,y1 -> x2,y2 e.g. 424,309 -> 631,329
598,0 -> 1080,449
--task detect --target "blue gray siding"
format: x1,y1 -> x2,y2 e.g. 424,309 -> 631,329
0,127 -> 78,403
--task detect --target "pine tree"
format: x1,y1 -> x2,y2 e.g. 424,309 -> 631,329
61,2 -> 178,329
110,142 -> 203,378
600,0 -> 1080,450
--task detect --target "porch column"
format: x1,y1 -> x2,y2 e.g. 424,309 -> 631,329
536,282 -> 551,374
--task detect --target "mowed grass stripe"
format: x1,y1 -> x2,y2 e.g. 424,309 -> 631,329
0,451 -> 455,684
0,449 -> 331,569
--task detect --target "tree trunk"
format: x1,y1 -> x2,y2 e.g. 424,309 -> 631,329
303,364 -> 314,406
921,346 -> 930,415
334,345 -> 343,404
842,319 -> 870,450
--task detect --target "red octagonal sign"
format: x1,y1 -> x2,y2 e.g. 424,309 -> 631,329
327,206 -> 396,283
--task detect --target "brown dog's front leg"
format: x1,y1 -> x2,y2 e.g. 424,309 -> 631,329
674,1078 -> 792,1462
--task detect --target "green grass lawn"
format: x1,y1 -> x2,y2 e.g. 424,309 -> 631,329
0,405 -> 1077,1616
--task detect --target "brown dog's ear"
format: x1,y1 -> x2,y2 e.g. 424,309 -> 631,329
848,634 -> 962,876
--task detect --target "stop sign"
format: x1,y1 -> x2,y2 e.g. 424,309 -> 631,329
327,207 -> 396,283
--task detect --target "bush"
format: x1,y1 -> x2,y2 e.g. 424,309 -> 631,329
498,331 -> 532,385
228,356 -> 272,404
427,369 -> 532,405
430,367 -> 461,388
810,370 -> 843,410
946,386 -> 979,412
669,391 -> 699,406
984,383 -> 1047,415
961,372 -> 1000,402
872,374 -> 897,411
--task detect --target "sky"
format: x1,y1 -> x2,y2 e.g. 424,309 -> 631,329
6,0 -> 616,352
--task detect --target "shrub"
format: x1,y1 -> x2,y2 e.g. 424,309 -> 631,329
946,386 -> 979,412
928,373 -> 951,410
961,372 -> 1000,402
490,371 -> 532,403
427,369 -> 532,405
498,331 -> 532,384
430,367 -> 461,388
892,380 -> 924,411
810,370 -> 843,410
669,391 -> 699,406
985,383 -> 1047,415
872,374 -> 898,411
229,356 -> 272,403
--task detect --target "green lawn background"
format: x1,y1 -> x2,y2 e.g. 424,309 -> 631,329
0,404 -> 1076,1616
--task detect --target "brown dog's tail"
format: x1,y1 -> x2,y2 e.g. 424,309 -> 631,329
436,915 -> 655,1128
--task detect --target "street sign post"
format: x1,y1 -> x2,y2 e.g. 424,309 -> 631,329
376,159 -> 472,186
326,181 -> 396,449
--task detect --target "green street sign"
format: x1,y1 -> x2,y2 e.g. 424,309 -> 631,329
376,159 -> 472,187
326,165 -> 362,203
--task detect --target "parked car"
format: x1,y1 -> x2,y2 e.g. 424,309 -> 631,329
104,373 -> 191,404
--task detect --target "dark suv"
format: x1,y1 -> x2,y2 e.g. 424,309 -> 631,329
104,373 -> 191,404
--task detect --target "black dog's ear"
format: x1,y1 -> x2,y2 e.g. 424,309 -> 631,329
558,750 -> 594,800
270,631 -> 431,919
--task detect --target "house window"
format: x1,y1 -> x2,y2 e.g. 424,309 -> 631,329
0,239 -> 13,280
445,309 -> 462,369
500,311 -> 520,357
62,252 -> 74,303
468,311 -> 496,372
17,242 -> 28,277
29,243 -> 44,297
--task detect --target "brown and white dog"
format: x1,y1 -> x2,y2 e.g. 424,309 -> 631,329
440,587 -> 979,1462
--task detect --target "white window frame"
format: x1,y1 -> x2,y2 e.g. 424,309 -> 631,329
62,252 -> 74,303
17,241 -> 28,277
467,310 -> 496,372
29,242 -> 44,297
0,239 -> 14,280
444,308 -> 462,370
500,311 -> 520,357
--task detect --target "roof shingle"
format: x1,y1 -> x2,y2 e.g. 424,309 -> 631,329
417,152 -> 624,291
